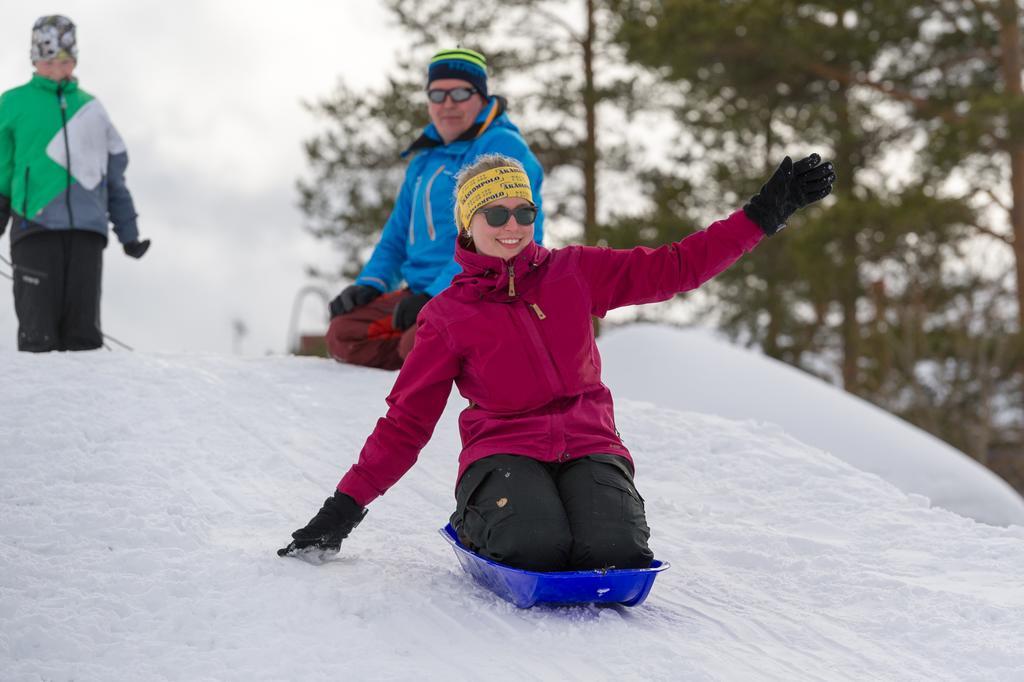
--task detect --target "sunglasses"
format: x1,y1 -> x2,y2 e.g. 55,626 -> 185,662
427,87 -> 478,104
478,205 -> 538,227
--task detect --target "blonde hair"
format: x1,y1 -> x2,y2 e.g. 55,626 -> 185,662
453,154 -> 528,233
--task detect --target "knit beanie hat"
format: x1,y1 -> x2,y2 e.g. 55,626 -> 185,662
427,48 -> 488,98
31,15 -> 77,62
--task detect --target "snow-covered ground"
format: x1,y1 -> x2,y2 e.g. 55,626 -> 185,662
2,328 -> 1023,681
601,324 -> 1024,527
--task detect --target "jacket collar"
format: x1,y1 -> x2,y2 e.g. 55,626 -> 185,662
452,237 -> 550,302
401,95 -> 507,158
30,73 -> 78,93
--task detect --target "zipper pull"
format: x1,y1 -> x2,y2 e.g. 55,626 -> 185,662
507,263 -> 516,297
529,303 -> 546,320
57,84 -> 67,110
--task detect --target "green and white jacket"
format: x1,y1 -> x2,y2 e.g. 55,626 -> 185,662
0,74 -> 138,245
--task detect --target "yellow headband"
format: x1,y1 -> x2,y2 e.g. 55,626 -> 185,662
456,166 -> 534,232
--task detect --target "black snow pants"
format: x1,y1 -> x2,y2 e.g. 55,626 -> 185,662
11,230 -> 105,352
451,454 -> 654,572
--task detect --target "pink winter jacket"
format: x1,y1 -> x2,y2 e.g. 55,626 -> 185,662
337,209 -> 764,507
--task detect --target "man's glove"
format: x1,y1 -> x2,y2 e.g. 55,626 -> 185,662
743,154 -> 836,236
329,284 -> 382,318
123,239 -> 151,259
392,292 -> 431,331
277,491 -> 367,564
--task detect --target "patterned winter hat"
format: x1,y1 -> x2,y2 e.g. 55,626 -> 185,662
427,48 -> 488,98
456,165 -> 533,232
31,15 -> 77,62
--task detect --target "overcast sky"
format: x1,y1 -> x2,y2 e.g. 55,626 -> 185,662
0,1 -> 405,354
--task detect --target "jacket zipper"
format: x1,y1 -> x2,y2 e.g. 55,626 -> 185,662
514,302 -> 566,456
514,301 -> 559,392
22,166 -> 30,217
529,302 -> 546,320
409,175 -> 422,244
423,164 -> 445,241
57,84 -> 75,228
507,263 -> 516,297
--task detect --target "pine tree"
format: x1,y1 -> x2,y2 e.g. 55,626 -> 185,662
613,0 -> 1023,489
300,0 -> 664,333
297,65 -> 426,282
614,1 -> 979,379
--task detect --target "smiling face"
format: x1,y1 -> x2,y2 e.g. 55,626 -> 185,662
469,197 -> 536,259
427,77 -> 485,144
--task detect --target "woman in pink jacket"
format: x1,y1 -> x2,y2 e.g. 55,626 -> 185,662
279,152 -> 835,570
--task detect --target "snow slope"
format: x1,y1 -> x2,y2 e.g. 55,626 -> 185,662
600,324 -> 1024,527
2,343 -> 1023,681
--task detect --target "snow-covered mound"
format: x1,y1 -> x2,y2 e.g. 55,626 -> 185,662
2,348 -> 1022,680
599,324 -> 1024,527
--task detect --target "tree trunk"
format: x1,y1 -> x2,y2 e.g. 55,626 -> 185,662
583,0 -> 601,336
998,0 -> 1024,329
996,0 -> 1024,430
835,85 -> 861,392
583,0 -> 598,246
762,110 -> 782,359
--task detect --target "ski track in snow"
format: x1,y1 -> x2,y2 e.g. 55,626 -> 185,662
1,351 -> 1023,681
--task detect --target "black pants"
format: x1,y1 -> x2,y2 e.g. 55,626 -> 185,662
11,230 -> 105,352
451,454 -> 653,572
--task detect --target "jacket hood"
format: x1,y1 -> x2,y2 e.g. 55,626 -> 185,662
402,95 -> 515,158
451,237 -> 551,302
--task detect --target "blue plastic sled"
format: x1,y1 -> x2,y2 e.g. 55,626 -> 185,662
440,524 -> 669,608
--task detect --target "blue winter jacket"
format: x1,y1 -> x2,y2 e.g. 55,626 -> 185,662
355,96 -> 544,297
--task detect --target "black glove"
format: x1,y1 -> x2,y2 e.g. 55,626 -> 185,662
329,284 -> 382,318
743,154 -> 836,236
278,491 -> 367,563
123,239 -> 151,259
392,292 -> 431,331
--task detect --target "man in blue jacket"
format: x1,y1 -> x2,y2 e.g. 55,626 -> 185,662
326,48 -> 544,370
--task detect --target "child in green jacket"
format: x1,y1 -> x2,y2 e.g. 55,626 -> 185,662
0,15 -> 150,351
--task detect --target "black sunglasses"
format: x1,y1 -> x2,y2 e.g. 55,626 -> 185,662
427,87 -> 477,104
478,205 -> 538,227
